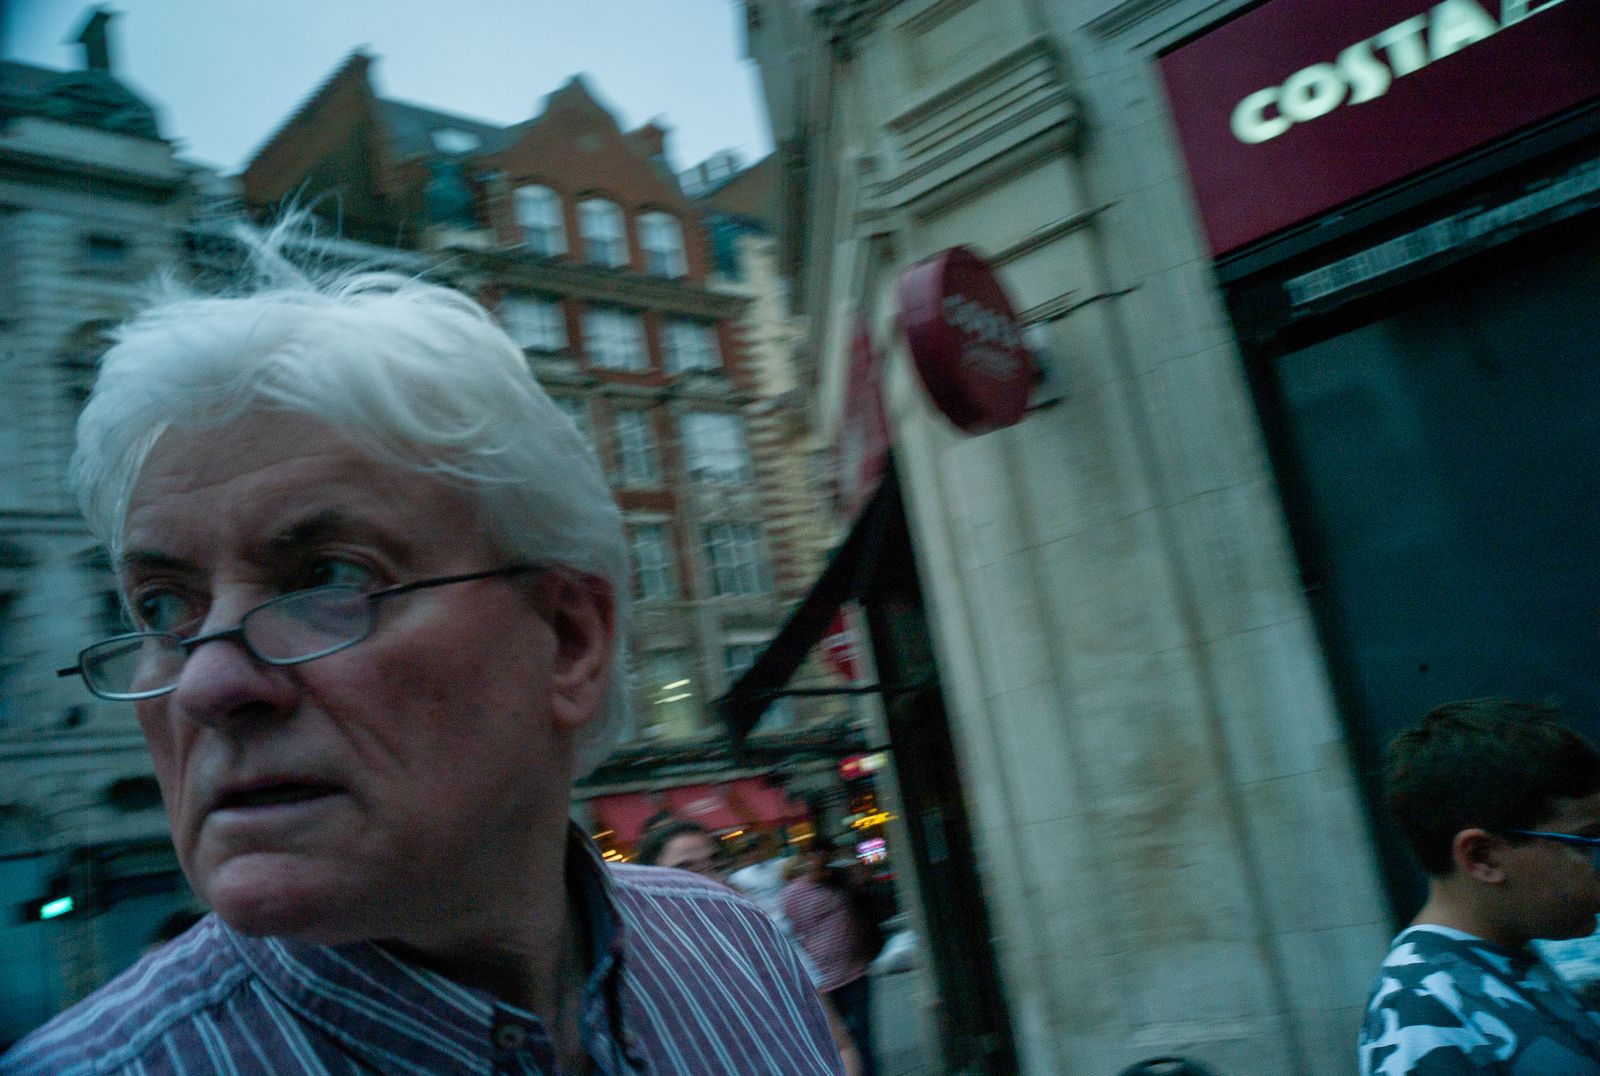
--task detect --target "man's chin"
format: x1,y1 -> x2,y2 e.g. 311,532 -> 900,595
200,854 -> 372,943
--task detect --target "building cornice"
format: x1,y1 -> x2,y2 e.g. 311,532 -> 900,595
0,143 -> 183,200
462,250 -> 749,319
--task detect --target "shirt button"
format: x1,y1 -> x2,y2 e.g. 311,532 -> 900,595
492,1022 -> 528,1051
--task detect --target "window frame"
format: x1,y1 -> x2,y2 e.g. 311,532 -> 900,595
636,649 -> 699,739
703,522 -> 771,596
680,411 -> 753,483
639,211 -> 687,278
614,408 -> 662,488
514,184 -> 566,257
582,306 -> 649,372
498,294 -> 568,352
663,320 -> 722,375
578,197 -> 628,269
629,521 -> 678,601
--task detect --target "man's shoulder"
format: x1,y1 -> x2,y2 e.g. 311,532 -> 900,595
608,864 -> 799,963
0,916 -> 252,1076
610,863 -> 773,920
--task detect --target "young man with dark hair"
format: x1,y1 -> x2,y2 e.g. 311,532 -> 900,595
1359,699 -> 1600,1074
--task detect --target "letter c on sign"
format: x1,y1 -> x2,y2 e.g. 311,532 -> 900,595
1230,87 -> 1290,145
1279,63 -> 1348,122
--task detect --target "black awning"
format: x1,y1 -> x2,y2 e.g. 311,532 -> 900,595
715,466 -> 900,741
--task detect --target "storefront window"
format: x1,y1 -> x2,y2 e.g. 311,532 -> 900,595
1260,222 -> 1600,791
637,650 -> 699,739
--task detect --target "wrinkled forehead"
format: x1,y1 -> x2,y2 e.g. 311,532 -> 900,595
120,412 -> 490,569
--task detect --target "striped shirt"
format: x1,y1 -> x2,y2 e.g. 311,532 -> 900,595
1,827 -> 842,1075
781,879 -> 867,994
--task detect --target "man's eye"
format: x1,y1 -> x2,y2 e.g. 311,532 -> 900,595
134,591 -> 193,633
304,559 -> 376,590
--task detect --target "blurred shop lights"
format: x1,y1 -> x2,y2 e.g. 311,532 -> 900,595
839,752 -> 888,780
850,810 -> 893,830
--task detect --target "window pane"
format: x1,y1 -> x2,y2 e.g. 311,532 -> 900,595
681,412 -> 752,483
499,295 -> 567,352
615,409 -> 660,487
640,212 -> 686,278
583,307 -> 648,371
664,321 -> 721,374
638,650 -> 698,739
704,523 -> 770,596
579,198 -> 627,268
629,522 -> 677,600
514,185 -> 565,256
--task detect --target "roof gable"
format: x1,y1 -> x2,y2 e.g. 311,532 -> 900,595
489,77 -> 693,213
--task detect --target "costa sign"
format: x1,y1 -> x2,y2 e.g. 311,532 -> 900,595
895,246 -> 1036,433
1231,0 -> 1568,145
1159,0 -> 1600,255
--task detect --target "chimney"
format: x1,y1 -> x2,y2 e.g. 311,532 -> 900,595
74,7 -> 114,73
627,122 -> 668,163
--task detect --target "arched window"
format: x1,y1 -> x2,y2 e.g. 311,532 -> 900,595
514,184 -> 565,256
639,211 -> 686,278
579,198 -> 628,268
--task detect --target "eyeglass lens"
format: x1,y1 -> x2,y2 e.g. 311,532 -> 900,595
82,587 -> 374,696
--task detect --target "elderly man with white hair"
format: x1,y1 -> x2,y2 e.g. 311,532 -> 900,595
2,226 -> 842,1076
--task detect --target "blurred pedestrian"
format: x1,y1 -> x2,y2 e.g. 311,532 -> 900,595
1358,699 -> 1600,1074
637,818 -> 720,879
640,821 -> 866,1075
785,841 -> 879,1076
727,828 -> 790,917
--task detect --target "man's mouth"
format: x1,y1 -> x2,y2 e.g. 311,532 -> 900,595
214,781 -> 342,811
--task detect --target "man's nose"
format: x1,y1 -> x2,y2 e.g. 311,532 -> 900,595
165,609 -> 296,726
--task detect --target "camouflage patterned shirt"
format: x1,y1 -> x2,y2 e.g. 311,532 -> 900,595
1359,925 -> 1600,1074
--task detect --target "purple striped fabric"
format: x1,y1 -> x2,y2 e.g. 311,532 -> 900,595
1,828 -> 843,1075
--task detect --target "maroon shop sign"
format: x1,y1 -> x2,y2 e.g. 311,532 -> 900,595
836,315 -> 892,518
896,246 -> 1036,434
1158,0 -> 1600,256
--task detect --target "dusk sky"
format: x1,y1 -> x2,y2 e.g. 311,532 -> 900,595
2,0 -> 775,175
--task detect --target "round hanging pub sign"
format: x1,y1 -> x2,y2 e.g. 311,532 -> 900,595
895,245 -> 1036,433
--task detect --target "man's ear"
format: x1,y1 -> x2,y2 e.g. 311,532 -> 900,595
1452,828 -> 1508,884
538,571 -> 616,733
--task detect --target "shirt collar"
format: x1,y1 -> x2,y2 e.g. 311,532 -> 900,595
223,822 -> 635,1072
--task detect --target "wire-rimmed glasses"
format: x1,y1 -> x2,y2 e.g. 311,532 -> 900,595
57,564 -> 544,701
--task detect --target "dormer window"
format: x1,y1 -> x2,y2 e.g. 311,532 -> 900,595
515,185 -> 566,257
579,198 -> 628,268
639,212 -> 686,278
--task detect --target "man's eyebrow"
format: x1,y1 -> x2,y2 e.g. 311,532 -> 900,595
264,509 -> 365,553
117,549 -> 196,577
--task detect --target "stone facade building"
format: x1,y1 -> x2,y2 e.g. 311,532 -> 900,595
735,0 -> 1599,1071
0,11 -> 201,1043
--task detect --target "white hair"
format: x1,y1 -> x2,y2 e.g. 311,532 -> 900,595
70,221 -> 630,777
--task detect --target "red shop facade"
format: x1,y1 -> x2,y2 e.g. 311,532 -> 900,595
1160,0 -> 1600,914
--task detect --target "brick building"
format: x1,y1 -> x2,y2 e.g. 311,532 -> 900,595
239,58 -> 853,841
